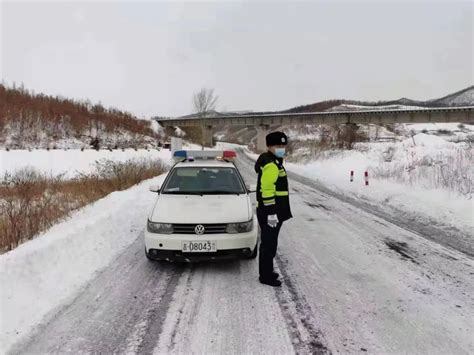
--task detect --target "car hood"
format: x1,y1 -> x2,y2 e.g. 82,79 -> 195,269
150,194 -> 252,224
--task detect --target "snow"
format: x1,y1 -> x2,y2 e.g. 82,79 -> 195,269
2,123 -> 162,150
244,134 -> 473,238
401,132 -> 454,147
284,128 -> 320,142
0,173 -> 168,353
287,158 -> 472,234
434,87 -> 474,106
404,122 -> 473,133
174,127 -> 186,137
0,148 -> 173,178
326,104 -> 426,112
1,142 -> 472,353
150,120 -> 164,135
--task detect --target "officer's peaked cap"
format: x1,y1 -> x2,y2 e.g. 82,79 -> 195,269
266,131 -> 288,147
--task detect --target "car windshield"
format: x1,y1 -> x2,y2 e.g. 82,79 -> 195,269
162,166 -> 246,195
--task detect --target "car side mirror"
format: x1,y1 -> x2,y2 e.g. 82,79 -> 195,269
149,184 -> 161,193
247,184 -> 257,193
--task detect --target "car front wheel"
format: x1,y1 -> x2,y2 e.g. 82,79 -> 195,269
245,242 -> 258,259
145,248 -> 154,261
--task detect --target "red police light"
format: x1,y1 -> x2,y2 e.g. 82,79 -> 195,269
223,150 -> 237,159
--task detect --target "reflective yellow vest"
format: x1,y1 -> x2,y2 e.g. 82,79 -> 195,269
255,152 -> 292,221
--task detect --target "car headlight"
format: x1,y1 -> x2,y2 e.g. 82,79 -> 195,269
226,219 -> 253,234
147,220 -> 173,234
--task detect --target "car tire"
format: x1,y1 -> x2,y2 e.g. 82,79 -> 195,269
145,248 -> 154,261
246,242 -> 258,259
145,248 -> 171,263
146,248 -> 164,262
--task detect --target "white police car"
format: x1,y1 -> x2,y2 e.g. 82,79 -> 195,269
145,150 -> 258,262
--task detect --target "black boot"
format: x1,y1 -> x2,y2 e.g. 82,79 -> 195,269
259,277 -> 282,287
271,272 -> 280,280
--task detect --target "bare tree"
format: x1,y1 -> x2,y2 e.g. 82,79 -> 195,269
193,88 -> 218,115
192,88 -> 218,148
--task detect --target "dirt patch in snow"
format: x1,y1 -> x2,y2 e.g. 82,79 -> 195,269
305,201 -> 330,211
384,239 -> 419,264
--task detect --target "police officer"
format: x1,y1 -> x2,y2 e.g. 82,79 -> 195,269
255,131 -> 292,287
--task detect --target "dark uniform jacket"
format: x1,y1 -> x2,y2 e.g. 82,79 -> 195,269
255,152 -> 293,222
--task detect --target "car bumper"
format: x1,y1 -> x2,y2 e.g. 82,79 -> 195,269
146,248 -> 255,262
144,226 -> 258,261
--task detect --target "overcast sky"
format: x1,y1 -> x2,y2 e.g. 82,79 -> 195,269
1,1 -> 472,117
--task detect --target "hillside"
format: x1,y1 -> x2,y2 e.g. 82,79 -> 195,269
0,84 -> 163,149
282,85 -> 473,114
428,86 -> 474,106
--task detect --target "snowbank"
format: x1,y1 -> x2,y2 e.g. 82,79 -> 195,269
286,158 -> 473,237
284,134 -> 473,237
0,173 -> 168,353
244,134 -> 473,238
404,122 -> 473,133
0,149 -> 172,178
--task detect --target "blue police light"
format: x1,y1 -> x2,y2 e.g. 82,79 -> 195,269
173,150 -> 187,159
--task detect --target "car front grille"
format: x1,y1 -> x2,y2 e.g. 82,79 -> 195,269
172,223 -> 227,234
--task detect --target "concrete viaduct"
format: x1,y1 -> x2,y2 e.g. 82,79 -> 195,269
156,106 -> 473,152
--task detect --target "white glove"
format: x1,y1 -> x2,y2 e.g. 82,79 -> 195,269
267,214 -> 279,228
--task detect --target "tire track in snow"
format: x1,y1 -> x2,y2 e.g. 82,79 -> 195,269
14,238 -> 184,355
167,265 -> 199,351
125,264 -> 185,354
236,153 -> 330,354
275,255 -> 330,354
152,264 -> 202,354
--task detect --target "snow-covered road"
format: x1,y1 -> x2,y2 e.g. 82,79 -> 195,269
9,152 -> 474,354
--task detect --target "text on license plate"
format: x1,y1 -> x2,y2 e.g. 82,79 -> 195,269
182,241 -> 217,253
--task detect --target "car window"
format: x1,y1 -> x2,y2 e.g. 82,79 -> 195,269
162,167 -> 245,194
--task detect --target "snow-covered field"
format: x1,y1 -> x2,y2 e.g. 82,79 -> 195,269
400,122 -> 474,143
0,149 -> 173,178
0,173 -> 168,353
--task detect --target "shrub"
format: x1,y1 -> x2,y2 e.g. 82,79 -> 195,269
0,159 -> 167,251
371,146 -> 473,197
437,129 -> 453,135
0,84 -> 160,149
334,124 -> 367,149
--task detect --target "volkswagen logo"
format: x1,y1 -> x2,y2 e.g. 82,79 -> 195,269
194,224 -> 205,235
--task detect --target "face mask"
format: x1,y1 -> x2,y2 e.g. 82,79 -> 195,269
274,148 -> 286,158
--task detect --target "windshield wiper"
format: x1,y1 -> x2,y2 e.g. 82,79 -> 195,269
163,191 -> 202,195
202,191 -> 242,195
163,190 -> 243,195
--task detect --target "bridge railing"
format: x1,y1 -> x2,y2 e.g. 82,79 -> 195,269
157,106 -> 473,127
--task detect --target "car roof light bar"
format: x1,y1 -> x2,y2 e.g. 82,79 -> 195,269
172,150 -> 237,162
223,150 -> 237,158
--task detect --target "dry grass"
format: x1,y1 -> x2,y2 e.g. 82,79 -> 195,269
0,159 -> 166,252
371,146 -> 473,197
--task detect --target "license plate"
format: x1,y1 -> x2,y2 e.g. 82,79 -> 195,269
181,241 -> 217,253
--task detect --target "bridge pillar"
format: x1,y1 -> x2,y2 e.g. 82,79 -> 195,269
201,125 -> 214,148
256,125 -> 270,153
